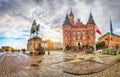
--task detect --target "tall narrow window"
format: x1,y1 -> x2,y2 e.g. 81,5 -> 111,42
73,32 -> 76,34
77,32 -> 80,34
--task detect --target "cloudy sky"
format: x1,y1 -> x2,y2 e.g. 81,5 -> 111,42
0,0 -> 120,49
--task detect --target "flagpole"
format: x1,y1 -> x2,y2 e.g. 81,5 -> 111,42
110,33 -> 112,48
110,18 -> 113,48
94,25 -> 96,54
110,18 -> 111,48
110,33 -> 111,48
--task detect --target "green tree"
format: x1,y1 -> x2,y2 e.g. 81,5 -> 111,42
65,44 -> 71,50
96,41 -> 105,49
21,49 -> 26,53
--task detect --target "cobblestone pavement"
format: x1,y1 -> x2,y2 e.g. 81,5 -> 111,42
63,54 -> 118,75
0,51 -> 120,77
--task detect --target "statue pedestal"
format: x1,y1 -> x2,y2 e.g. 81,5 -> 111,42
27,36 -> 42,52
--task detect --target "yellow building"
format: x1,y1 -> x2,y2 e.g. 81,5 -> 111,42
42,40 -> 62,50
41,41 -> 48,49
54,42 -> 62,49
98,32 -> 120,48
1,46 -> 13,51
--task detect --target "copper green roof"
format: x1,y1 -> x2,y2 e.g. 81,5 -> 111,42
64,13 -> 70,24
88,12 -> 94,23
99,32 -> 120,39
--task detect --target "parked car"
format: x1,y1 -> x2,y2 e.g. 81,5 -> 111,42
98,49 -> 102,53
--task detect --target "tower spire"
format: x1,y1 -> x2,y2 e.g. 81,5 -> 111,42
64,13 -> 70,24
88,11 -> 94,23
69,8 -> 74,16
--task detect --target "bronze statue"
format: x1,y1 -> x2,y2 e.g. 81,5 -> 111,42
30,20 -> 40,38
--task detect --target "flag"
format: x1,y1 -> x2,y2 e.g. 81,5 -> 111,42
96,25 -> 102,35
110,18 -> 113,35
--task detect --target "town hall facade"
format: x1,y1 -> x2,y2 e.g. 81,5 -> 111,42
62,10 -> 96,49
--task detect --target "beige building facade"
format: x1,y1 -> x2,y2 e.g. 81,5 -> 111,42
98,32 -> 120,48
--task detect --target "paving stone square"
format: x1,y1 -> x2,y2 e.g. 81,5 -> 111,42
0,51 -> 120,77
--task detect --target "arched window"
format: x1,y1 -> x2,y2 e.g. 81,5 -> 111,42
65,31 -> 67,34
87,36 -> 89,39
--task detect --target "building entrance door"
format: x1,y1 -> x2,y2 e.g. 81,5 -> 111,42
78,43 -> 80,46
75,41 -> 82,51
78,42 -> 82,50
78,42 -> 80,50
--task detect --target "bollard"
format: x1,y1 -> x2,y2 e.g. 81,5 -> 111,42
48,51 -> 50,55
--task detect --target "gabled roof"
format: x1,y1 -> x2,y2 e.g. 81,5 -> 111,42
99,32 -> 120,40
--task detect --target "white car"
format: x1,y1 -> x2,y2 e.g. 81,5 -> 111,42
98,49 -> 102,53
25,51 -> 30,54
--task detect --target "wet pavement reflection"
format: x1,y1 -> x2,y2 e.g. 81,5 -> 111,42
0,51 -> 120,77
